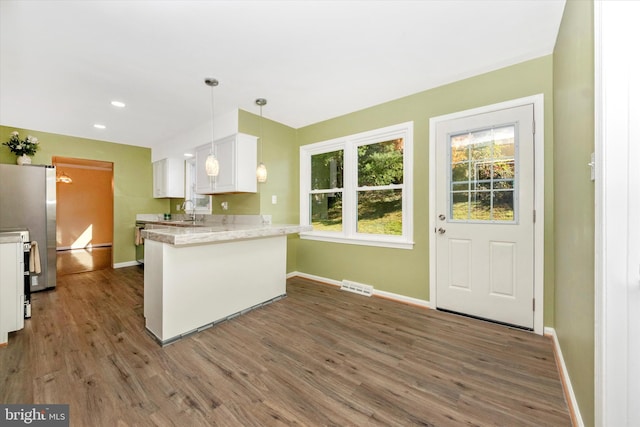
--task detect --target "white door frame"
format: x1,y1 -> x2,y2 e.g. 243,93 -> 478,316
428,94 -> 545,335
594,2 -> 639,425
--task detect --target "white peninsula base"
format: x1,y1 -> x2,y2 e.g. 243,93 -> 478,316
143,235 -> 286,345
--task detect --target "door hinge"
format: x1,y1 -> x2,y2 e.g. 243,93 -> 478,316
533,210 -> 536,223
533,298 -> 535,311
533,120 -> 536,135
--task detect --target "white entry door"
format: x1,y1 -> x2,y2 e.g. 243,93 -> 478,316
435,104 -> 535,329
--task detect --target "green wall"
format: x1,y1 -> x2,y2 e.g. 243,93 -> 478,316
0,126 -> 169,265
553,0 -> 595,425
237,109 -> 299,224
295,56 -> 556,324
237,109 -> 300,272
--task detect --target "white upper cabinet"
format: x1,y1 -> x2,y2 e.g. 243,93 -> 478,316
153,158 -> 184,198
195,133 -> 257,194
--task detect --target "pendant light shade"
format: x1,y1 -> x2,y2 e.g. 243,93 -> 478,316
205,77 -> 219,177
256,162 -> 267,182
205,155 -> 219,176
256,98 -> 268,183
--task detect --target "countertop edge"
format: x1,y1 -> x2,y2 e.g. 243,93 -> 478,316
141,224 -> 313,246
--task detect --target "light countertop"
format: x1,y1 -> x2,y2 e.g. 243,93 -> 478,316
141,223 -> 312,246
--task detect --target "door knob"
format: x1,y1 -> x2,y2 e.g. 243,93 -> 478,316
437,227 -> 446,234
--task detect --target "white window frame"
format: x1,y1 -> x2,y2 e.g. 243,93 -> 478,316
185,158 -> 211,213
300,121 -> 414,249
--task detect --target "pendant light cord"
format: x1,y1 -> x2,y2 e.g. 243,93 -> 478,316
211,85 -> 215,155
204,77 -> 219,179
259,103 -> 263,163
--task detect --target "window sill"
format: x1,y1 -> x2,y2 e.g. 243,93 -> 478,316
299,232 -> 414,250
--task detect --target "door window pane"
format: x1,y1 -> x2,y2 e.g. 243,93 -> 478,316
493,190 -> 514,221
357,189 -> 402,235
449,125 -> 516,222
452,191 -> 469,220
469,191 -> 492,220
452,162 -> 469,182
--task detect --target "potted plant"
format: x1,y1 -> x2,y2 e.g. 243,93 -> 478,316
3,131 -> 40,165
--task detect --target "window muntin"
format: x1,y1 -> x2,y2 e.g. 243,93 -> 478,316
300,122 -> 413,249
449,125 -> 516,222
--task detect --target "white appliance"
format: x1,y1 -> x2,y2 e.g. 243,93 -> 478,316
0,231 -> 26,345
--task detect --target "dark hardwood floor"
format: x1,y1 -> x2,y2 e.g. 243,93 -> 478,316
0,267 -> 571,426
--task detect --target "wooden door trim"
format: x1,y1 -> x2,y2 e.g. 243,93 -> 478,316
428,94 -> 545,335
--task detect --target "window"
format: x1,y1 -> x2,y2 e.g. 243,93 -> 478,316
185,158 -> 211,213
449,125 -> 516,222
300,122 -> 413,249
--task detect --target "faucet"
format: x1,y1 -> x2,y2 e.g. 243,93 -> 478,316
181,199 -> 196,223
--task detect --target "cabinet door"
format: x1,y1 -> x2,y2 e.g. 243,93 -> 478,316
165,158 -> 184,198
213,136 -> 236,193
194,134 -> 257,194
153,159 -> 166,198
153,158 -> 184,198
195,143 -> 216,194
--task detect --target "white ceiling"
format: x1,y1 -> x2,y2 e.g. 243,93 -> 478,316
0,0 -> 565,152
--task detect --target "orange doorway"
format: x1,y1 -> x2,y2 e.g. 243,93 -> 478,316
53,156 -> 114,275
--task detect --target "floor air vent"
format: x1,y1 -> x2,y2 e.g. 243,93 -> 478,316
341,280 -> 374,297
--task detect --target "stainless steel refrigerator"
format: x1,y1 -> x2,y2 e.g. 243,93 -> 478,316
0,164 -> 56,291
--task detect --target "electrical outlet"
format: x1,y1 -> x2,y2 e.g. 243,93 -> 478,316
176,204 -> 181,211
272,195 -> 277,204
221,201 -> 228,210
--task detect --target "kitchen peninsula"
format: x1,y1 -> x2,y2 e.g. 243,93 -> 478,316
141,215 -> 311,345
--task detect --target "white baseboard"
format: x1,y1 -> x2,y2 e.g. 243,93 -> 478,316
287,271 -> 341,287
374,289 -> 430,308
113,261 -> 140,269
545,327 -> 584,427
287,271 -> 430,308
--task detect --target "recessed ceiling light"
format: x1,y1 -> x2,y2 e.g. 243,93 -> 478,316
184,153 -> 194,157
111,101 -> 126,108
94,124 -> 106,129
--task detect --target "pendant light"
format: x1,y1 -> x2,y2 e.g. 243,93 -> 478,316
205,77 -> 219,177
255,98 -> 268,183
